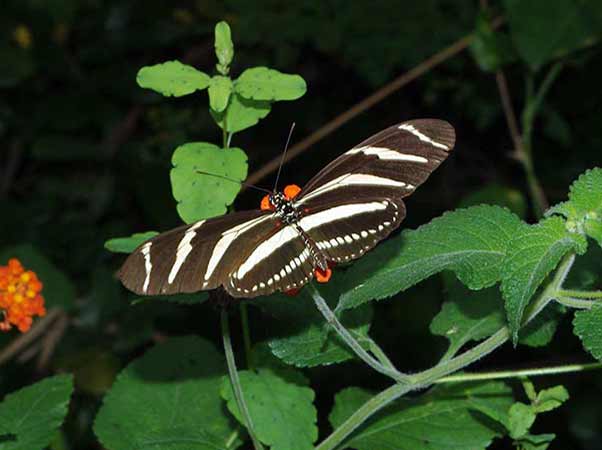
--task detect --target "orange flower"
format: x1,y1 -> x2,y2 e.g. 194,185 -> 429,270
0,258 -> 46,332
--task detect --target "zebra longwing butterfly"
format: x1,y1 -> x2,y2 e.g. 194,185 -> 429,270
118,119 -> 455,298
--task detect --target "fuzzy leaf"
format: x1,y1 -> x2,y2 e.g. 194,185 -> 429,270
0,244 -> 76,311
104,231 -> 159,254
508,402 -> 536,439
211,93 -> 271,134
574,303 -> 602,361
329,382 -> 513,450
258,285 -> 373,367
94,336 -> 241,450
170,143 -> 248,223
208,76 -> 233,112
0,374 -> 73,450
235,67 -> 307,101
518,303 -> 564,348
339,205 -> 523,310
137,60 -> 210,97
534,385 -> 569,413
214,21 -> 234,72
221,369 -> 317,450
501,217 -> 587,343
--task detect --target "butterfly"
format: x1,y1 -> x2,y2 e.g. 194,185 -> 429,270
118,119 -> 455,298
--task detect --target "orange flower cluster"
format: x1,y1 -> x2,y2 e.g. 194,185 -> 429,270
0,258 -> 46,332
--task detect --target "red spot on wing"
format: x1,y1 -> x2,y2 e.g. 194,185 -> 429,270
283,184 -> 301,200
314,267 -> 332,283
260,195 -> 273,211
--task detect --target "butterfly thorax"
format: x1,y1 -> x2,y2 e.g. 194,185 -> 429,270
270,192 -> 300,225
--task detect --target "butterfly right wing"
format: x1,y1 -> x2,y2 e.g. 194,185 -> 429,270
118,209 -> 277,296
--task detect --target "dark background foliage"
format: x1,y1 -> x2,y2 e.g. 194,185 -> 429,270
1,1 -> 601,449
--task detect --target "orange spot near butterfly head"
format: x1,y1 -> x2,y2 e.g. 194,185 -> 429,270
283,184 -> 301,200
314,266 -> 332,283
284,288 -> 301,296
260,195 -> 273,211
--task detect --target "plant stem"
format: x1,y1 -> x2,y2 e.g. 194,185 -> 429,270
364,335 -> 397,371
316,254 -> 575,450
556,296 -> 595,309
558,289 -> 602,299
436,361 -> 602,383
220,308 -> 264,450
239,303 -> 254,369
309,284 -> 409,384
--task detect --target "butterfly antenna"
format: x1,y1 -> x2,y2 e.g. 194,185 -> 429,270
273,122 -> 296,193
195,170 -> 272,194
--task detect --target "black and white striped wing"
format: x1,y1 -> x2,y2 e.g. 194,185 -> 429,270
118,210 -> 277,296
295,119 -> 455,263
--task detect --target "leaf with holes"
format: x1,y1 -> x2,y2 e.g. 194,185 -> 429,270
0,374 -> 73,450
104,231 -> 159,254
329,382 -> 513,450
574,303 -> 602,361
221,369 -> 317,450
501,217 -> 587,344
211,93 -> 271,134
235,67 -> 307,101
94,336 -> 241,450
208,75 -> 233,112
339,205 -> 523,310
170,142 -> 248,223
137,60 -> 210,97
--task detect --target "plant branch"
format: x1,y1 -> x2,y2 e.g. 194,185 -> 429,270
558,289 -> 602,300
245,16 -> 505,187
316,253 -> 575,450
556,296 -> 596,309
309,284 -> 409,384
221,308 -> 264,450
437,361 -> 602,383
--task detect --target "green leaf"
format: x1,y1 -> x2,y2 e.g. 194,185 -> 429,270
518,303 -> 564,348
258,286 -> 373,367
573,303 -> 602,361
470,13 -> 517,72
0,374 -> 73,450
329,382 -> 513,450
534,385 -> 569,413
235,67 -> 307,101
0,244 -> 76,311
94,336 -> 241,450
518,433 -> 556,450
221,369 -> 317,450
339,205 -> 523,310
170,143 -> 248,223
508,402 -> 536,439
104,231 -> 159,254
136,60 -> 210,97
211,93 -> 271,134
430,282 -> 505,357
504,0 -> 602,70
208,76 -> 233,112
214,21 -> 234,74
501,217 -> 587,343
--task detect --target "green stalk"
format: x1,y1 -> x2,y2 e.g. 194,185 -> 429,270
221,309 -> 264,450
558,289 -> 602,299
556,296 -> 595,309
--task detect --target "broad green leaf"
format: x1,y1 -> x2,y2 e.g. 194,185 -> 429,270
430,282 -> 505,357
221,369 -> 317,450
329,382 -> 513,450
508,402 -> 536,439
104,231 -> 159,254
501,217 -> 587,343
573,303 -> 602,361
137,60 -> 210,97
518,433 -> 556,450
470,13 -> 517,72
0,374 -> 73,450
339,205 -> 523,310
547,168 -> 602,246
235,67 -> 307,101
0,244 -> 76,311
258,285 -> 373,367
534,385 -> 569,413
94,336 -> 241,450
504,0 -> 602,70
208,76 -> 233,112
459,183 -> 527,218
170,143 -> 248,223
518,303 -> 564,348
211,93 -> 271,134
215,21 -> 234,74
